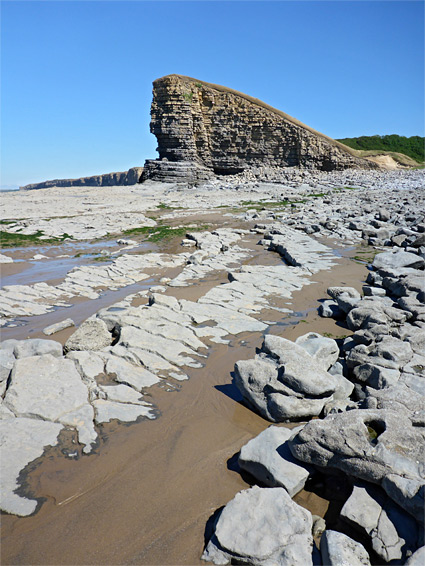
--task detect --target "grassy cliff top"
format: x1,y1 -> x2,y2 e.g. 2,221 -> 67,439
337,134 -> 424,164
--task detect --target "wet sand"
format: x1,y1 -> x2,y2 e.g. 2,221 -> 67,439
1,244 -> 368,565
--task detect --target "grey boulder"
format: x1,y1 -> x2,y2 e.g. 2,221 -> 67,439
327,286 -> 361,300
64,319 -> 112,352
238,425 -> 311,496
318,300 -> 341,319
341,484 -> 421,563
289,409 -> 425,520
202,486 -> 313,566
320,530 -> 371,566
261,335 -> 340,397
373,250 -> 424,271
234,335 -> 346,421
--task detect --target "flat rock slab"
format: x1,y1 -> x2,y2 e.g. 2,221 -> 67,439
104,355 -> 161,391
202,485 -> 313,565
117,325 -> 203,369
100,384 -> 147,404
4,354 -> 96,452
92,399 -> 155,424
238,425 -> 311,496
0,251 -> 184,324
0,416 -> 63,516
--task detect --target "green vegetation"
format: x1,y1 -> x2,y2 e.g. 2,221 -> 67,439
352,246 -> 379,264
123,223 -> 209,242
0,220 -> 16,225
241,199 -> 291,208
157,203 -> 182,210
0,230 -> 72,248
367,426 -> 379,442
323,332 -> 349,340
183,92 -> 193,102
195,82 -> 203,88
337,135 -> 424,163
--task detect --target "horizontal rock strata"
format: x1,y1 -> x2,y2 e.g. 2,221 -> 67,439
20,167 -> 143,190
143,74 -> 376,183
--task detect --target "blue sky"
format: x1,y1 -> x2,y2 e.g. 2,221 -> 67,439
1,1 -> 424,187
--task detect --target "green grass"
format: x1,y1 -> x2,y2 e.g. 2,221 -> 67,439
157,203 -> 183,210
323,332 -> 349,340
241,199 -> 291,208
337,134 -> 425,163
183,92 -> 193,102
122,226 -> 155,236
352,246 -> 379,264
0,220 -> 16,225
0,230 -> 73,248
123,224 -> 209,242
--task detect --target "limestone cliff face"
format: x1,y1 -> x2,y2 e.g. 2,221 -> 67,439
143,75 -> 376,182
21,167 -> 143,190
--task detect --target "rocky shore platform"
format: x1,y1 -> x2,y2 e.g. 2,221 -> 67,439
1,167 -> 424,565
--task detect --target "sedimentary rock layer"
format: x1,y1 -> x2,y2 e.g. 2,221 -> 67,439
20,167 -> 143,190
143,74 -> 376,182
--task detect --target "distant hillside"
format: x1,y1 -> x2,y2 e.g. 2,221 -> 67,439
336,135 -> 424,163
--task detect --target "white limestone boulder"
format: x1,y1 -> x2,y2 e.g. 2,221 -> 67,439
238,425 -> 311,496
202,486 -> 313,565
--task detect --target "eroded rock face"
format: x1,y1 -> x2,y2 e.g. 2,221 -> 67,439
289,409 -> 425,521
143,75 -> 376,182
20,167 -> 143,190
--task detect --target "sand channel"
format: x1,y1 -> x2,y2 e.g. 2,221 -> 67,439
1,239 -> 369,565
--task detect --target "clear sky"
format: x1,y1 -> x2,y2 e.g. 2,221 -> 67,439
1,0 -> 424,188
